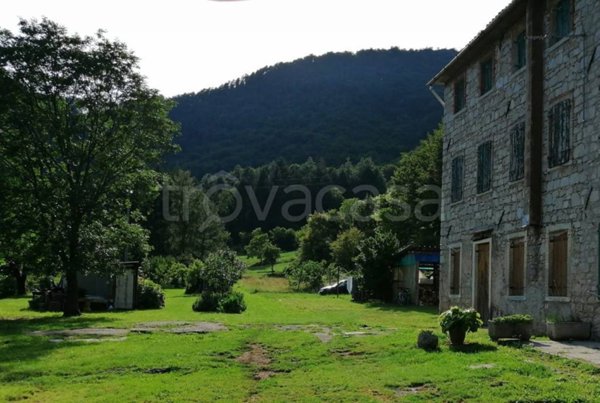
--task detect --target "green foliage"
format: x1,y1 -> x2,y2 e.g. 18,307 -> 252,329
262,243 -> 281,273
439,307 -> 483,334
269,227 -> 298,251
353,230 -> 400,302
0,274 -> 17,299
284,260 -> 328,291
191,291 -> 247,314
217,291 -> 247,314
149,170 -> 229,260
0,19 -> 179,315
489,314 -> 533,325
299,212 -> 341,263
142,256 -> 188,288
169,49 -> 456,176
192,291 -> 223,312
217,158 -> 385,240
379,126 -> 443,246
135,279 -> 165,310
245,229 -> 270,261
184,259 -> 206,294
330,228 -> 364,274
202,250 -> 246,293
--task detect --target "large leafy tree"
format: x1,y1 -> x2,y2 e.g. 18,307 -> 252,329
0,19 -> 179,315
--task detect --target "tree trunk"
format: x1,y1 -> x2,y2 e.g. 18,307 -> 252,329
63,217 -> 82,317
9,261 -> 27,296
15,271 -> 26,295
63,268 -> 81,317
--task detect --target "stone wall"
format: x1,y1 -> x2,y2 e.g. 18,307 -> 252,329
438,0 -> 600,337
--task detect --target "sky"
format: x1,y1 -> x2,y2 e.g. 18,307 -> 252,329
1,0 -> 513,97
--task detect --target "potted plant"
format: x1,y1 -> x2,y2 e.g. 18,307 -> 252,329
439,307 -> 483,346
546,315 -> 591,341
488,314 -> 533,341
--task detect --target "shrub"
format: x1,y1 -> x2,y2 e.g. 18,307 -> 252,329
284,260 -> 328,291
192,291 -> 223,312
490,314 -> 533,325
136,278 -> 165,309
439,307 -> 482,334
0,274 -> 17,299
141,256 -> 188,288
202,250 -> 246,293
218,291 -> 247,314
417,330 -> 439,351
269,227 -> 298,251
185,259 -> 206,294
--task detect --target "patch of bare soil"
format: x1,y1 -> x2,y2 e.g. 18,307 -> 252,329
330,348 -> 366,358
170,322 -> 228,334
131,321 -> 227,334
394,383 -> 436,398
253,370 -> 276,380
236,344 -> 272,367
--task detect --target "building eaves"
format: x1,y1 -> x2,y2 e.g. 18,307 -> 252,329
428,0 -> 527,86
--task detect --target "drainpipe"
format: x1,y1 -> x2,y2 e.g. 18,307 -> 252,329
526,0 -> 545,229
428,85 -> 445,108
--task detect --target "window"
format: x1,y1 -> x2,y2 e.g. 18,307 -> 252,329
510,122 -> 525,181
480,57 -> 494,95
450,247 -> 461,295
477,141 -> 492,194
548,231 -> 568,297
552,0 -> 573,44
514,31 -> 527,70
509,237 -> 526,296
451,156 -> 464,203
548,99 -> 572,167
454,78 -> 466,113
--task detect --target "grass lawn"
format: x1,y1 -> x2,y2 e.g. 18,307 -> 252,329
1,254 -> 599,402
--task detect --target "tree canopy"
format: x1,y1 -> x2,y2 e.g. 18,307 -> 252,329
0,19 -> 179,315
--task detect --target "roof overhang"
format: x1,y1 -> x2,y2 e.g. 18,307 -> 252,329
428,0 -> 527,86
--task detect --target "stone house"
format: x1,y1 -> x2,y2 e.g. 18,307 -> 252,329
429,0 -> 600,336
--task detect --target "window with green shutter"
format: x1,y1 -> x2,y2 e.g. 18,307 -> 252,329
454,78 -> 466,113
548,99 -> 571,168
553,0 -> 573,43
514,31 -> 526,70
480,57 -> 494,95
477,141 -> 492,194
451,156 -> 464,203
510,122 -> 525,182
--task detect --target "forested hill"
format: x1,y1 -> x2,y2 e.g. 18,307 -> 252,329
169,48 -> 456,176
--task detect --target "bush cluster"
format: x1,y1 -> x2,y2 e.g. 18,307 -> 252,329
135,278 -> 165,309
192,291 -> 246,314
284,260 -> 328,291
489,314 -> 533,325
141,256 -> 188,288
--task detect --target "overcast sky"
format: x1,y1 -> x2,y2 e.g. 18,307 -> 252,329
1,0 -> 512,97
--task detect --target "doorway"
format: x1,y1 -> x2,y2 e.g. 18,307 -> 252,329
473,240 -> 491,323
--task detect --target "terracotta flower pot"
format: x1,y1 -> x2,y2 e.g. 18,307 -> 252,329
449,328 -> 466,345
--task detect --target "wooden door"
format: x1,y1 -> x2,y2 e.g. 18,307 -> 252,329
475,242 -> 491,323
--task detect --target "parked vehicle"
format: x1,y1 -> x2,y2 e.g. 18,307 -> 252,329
319,279 -> 349,295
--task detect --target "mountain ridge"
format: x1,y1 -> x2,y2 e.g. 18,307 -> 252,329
168,47 -> 457,176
